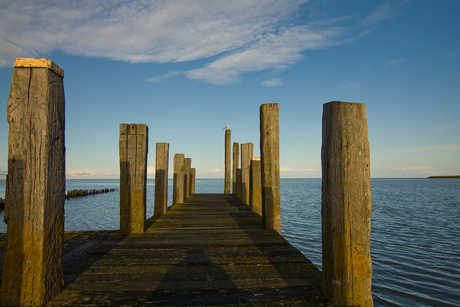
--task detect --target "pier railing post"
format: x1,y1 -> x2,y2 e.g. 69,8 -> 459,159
184,158 -> 192,199
232,142 -> 239,194
173,153 -> 185,205
321,101 -> 373,306
2,58 -> 65,306
190,168 -> 196,194
119,123 -> 148,235
250,158 -> 262,215
154,143 -> 169,216
260,103 -> 281,234
241,143 -> 254,205
236,168 -> 242,199
225,130 -> 231,193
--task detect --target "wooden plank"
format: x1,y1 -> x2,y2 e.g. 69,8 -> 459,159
37,194 -> 330,306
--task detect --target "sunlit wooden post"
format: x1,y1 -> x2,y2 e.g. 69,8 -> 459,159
173,153 -> 185,205
321,101 -> 373,306
2,58 -> 65,306
184,158 -> 192,199
241,142 -> 253,205
232,142 -> 239,194
236,168 -> 242,199
154,143 -> 169,216
260,103 -> 281,234
119,123 -> 148,235
225,129 -> 231,193
250,157 -> 262,215
190,168 -> 196,194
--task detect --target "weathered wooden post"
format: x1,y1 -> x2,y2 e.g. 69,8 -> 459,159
321,101 -> 373,306
260,103 -> 281,234
236,168 -> 242,199
250,157 -> 262,215
241,143 -> 254,206
232,142 -> 239,194
224,129 -> 231,194
2,58 -> 65,306
190,168 -> 196,194
154,143 -> 169,216
173,153 -> 185,204
184,158 -> 192,199
119,123 -> 148,235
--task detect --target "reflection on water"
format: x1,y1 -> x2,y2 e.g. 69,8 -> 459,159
0,178 -> 459,306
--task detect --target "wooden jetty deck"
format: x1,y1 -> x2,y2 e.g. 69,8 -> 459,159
1,194 -> 330,306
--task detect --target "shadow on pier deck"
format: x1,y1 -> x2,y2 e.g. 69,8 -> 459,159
1,194 -> 331,306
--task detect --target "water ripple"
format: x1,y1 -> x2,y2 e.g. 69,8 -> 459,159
0,178 -> 459,306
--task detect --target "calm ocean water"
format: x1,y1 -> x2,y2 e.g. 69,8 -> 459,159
0,178 -> 459,306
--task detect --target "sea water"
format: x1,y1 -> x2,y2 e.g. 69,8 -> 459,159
0,178 -> 459,306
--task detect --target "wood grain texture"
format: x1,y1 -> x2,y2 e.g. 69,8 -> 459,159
154,143 -> 169,216
224,130 -> 231,194
321,101 -> 373,306
260,103 -> 280,234
39,194 -> 330,306
2,65 -> 65,306
119,123 -> 148,235
232,142 -> 239,194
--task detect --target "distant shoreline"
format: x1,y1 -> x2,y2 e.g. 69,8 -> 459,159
427,175 -> 460,179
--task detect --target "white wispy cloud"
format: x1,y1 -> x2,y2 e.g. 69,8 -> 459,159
0,0 -> 399,84
261,79 -> 284,87
147,71 -> 180,83
384,57 -> 405,67
399,166 -> 433,171
403,144 -> 460,153
390,58 -> 405,65
207,169 -> 222,173
67,169 -> 117,178
343,79 -> 360,88
397,166 -> 435,175
280,167 -> 314,172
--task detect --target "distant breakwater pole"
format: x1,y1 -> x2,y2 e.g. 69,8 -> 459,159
227,101 -> 373,305
2,58 -> 66,306
65,188 -> 118,199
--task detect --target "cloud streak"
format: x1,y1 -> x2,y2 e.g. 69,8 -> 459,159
403,144 -> 460,153
0,0 -> 398,84
67,169 -> 117,178
261,79 -> 284,87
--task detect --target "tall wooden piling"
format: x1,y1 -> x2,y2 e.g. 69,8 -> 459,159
154,143 -> 169,216
173,154 -> 185,205
321,101 -> 373,306
224,130 -> 231,194
184,158 -> 192,199
190,168 -> 196,194
241,143 -> 254,206
250,158 -> 262,215
236,168 -> 242,199
232,142 -> 239,194
119,123 -> 148,235
260,103 -> 281,234
2,58 -> 65,306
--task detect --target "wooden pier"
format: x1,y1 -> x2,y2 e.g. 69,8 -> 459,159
0,193 -> 329,306
2,58 -> 373,305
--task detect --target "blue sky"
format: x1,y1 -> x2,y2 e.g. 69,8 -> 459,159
0,0 -> 459,179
